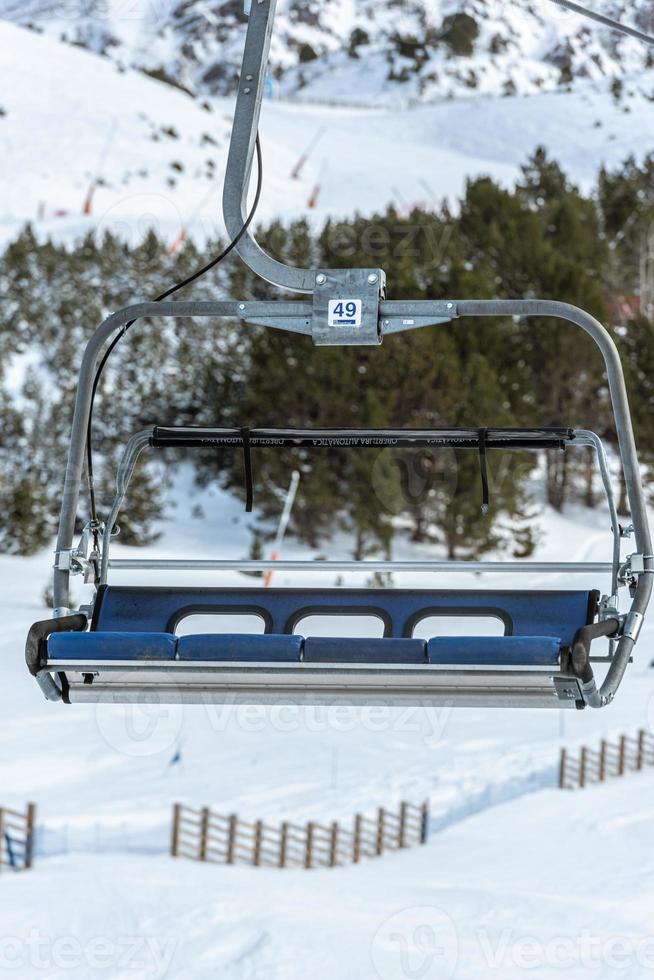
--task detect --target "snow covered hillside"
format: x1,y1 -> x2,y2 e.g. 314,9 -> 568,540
1,19 -> 654,252
2,0 -> 654,106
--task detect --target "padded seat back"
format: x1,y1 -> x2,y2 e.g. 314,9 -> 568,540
92,586 -> 597,647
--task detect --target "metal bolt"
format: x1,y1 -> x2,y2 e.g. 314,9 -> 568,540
383,320 -> 390,327
245,75 -> 253,81
244,87 -> 251,94
367,273 -> 378,284
316,273 -> 327,285
239,303 -> 246,311
447,302 -> 453,309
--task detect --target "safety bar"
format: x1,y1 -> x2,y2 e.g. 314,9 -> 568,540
105,559 -> 615,574
99,424 -> 621,589
149,426 -> 576,450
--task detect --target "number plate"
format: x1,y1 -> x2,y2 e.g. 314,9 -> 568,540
328,299 -> 362,328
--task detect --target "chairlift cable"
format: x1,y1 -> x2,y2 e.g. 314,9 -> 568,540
547,0 -> 654,47
85,135 -> 264,538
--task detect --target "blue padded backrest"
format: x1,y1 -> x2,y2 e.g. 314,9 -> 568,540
178,634 -> 302,662
304,637 -> 426,664
93,586 -> 597,647
49,631 -> 177,661
428,636 -> 561,667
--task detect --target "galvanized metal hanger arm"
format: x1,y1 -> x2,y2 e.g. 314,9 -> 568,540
223,0 -> 316,292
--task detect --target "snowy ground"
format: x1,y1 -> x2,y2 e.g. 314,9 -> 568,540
1,748 -> 654,978
2,19 -> 654,253
11,776 -> 654,978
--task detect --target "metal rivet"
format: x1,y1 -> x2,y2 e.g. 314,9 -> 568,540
239,303 -> 246,310
367,273 -> 378,284
447,302 -> 453,309
316,273 -> 327,285
244,87 -> 251,94
383,320 -> 390,327
245,75 -> 253,81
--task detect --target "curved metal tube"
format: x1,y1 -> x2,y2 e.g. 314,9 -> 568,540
222,0 -> 315,292
52,299 -> 313,612
574,429 -> 621,596
100,429 -> 152,584
457,300 -> 653,704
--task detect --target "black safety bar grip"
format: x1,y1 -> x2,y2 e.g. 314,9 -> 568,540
25,613 -> 88,677
572,618 -> 621,683
150,426 -> 575,452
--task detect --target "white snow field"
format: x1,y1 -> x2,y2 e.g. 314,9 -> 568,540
2,777 -> 654,979
2,472 -> 654,977
2,19 -> 654,251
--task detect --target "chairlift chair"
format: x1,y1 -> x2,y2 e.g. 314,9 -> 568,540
27,0 -> 653,709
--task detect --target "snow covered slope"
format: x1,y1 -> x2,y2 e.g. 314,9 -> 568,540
3,0 -> 654,106
0,20 -> 305,250
2,19 -> 654,252
0,746 -> 653,976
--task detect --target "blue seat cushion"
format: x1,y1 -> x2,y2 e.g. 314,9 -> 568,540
177,633 -> 303,662
303,637 -> 426,664
427,635 -> 562,667
48,631 -> 177,661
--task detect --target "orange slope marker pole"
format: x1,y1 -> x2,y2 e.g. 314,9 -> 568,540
291,127 -> 326,180
82,184 -> 97,216
307,159 -> 328,211
168,181 -> 221,256
81,119 -> 117,217
307,183 -> 321,210
263,470 -> 301,588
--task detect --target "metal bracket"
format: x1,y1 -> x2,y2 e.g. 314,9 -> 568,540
312,269 -> 386,346
621,610 -> 644,643
243,298 -> 456,343
55,522 -> 103,584
620,552 -> 654,582
599,593 -> 620,621
553,676 -> 582,702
